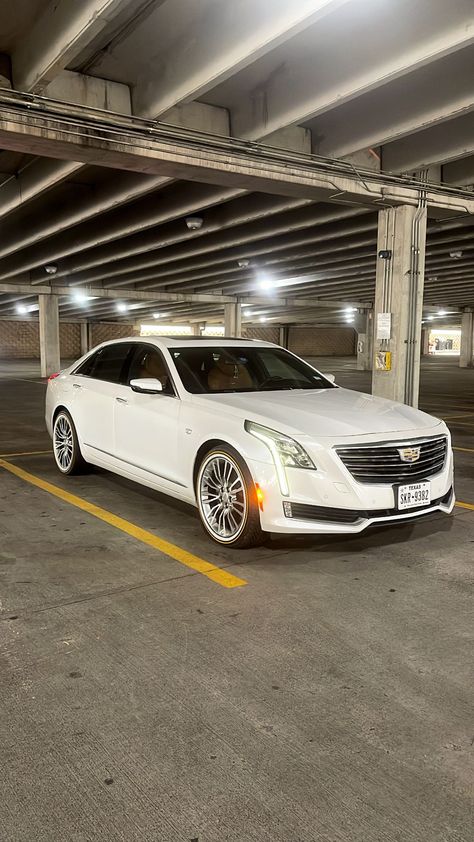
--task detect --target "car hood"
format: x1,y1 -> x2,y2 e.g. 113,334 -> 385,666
192,387 -> 442,439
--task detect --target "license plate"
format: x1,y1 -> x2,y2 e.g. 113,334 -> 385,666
397,482 -> 431,510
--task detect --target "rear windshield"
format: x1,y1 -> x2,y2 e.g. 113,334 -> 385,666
169,346 -> 335,394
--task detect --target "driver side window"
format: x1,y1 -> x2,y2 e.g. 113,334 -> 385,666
127,345 -> 175,396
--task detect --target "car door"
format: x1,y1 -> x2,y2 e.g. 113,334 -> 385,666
113,343 -> 184,489
69,342 -> 133,456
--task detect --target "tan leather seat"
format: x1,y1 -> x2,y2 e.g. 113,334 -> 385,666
208,357 -> 253,391
139,351 -> 168,388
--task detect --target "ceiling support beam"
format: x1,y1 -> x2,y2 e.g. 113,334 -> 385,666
0,96 -> 472,218
0,283 -> 371,309
12,0 -> 131,92
133,0 -> 351,118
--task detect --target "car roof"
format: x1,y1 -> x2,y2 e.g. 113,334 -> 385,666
96,336 -> 277,349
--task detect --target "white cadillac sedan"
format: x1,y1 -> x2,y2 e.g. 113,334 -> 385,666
46,336 -> 454,548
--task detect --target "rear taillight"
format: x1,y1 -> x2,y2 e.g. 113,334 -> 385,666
48,372 -> 61,381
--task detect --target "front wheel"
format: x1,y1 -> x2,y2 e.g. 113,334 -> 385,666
53,410 -> 88,475
196,447 -> 265,548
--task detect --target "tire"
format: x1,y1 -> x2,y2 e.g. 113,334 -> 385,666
196,445 -> 265,549
52,410 -> 88,475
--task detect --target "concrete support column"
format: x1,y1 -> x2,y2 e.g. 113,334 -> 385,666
279,325 -> 289,349
80,322 -> 91,356
356,310 -> 373,370
372,205 -> 427,407
422,328 -> 430,356
38,294 -> 60,377
460,310 -> 474,368
224,303 -> 242,337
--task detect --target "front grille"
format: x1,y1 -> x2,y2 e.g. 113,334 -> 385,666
286,488 -> 453,524
335,435 -> 448,485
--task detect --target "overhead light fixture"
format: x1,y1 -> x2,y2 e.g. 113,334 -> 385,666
437,309 -> 447,316
256,271 -> 274,291
449,250 -> 463,259
259,315 -> 268,322
116,302 -> 128,313
71,290 -> 97,304
16,304 -> 28,315
427,316 -> 434,321
238,259 -> 250,269
44,264 -> 57,275
344,306 -> 357,313
185,216 -> 203,231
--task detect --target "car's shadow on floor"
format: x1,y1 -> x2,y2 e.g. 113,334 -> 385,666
93,467 -> 456,563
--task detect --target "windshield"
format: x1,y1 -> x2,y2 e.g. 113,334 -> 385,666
169,346 -> 336,394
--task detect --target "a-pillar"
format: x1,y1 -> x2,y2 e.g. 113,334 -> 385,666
356,310 -> 373,370
39,294 -> 60,377
460,310 -> 474,368
372,204 -> 427,407
224,303 -> 242,337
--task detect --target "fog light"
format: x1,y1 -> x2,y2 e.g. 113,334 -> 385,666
283,501 -> 293,518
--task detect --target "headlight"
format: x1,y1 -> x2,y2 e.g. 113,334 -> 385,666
245,420 -> 316,496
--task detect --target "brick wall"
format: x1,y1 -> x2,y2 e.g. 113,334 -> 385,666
288,327 -> 356,356
91,322 -> 137,346
242,326 -> 280,343
0,321 -> 39,359
0,320 -> 136,360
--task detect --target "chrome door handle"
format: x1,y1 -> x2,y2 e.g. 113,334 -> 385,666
115,397 -> 128,404
72,383 -> 82,389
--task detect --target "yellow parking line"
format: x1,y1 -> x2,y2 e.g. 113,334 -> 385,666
453,446 -> 474,454
456,501 -> 474,512
0,458 -> 247,590
0,450 -> 52,458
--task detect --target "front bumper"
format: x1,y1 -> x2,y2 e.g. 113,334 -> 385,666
246,427 -> 455,535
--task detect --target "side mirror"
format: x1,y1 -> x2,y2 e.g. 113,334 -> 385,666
326,373 -> 336,384
130,377 -> 163,394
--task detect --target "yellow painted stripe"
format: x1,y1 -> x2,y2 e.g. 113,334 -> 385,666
0,458 -> 247,589
456,501 -> 474,512
453,446 -> 474,454
0,450 -> 52,458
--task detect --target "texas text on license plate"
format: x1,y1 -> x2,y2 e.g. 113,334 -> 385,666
397,481 -> 431,510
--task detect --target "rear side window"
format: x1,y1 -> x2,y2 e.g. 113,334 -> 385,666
75,343 -> 132,383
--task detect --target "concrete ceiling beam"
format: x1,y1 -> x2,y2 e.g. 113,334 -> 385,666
132,0 -> 351,118
231,3 -> 474,139
383,111 -> 474,173
1,97 -> 471,218
11,0 -> 133,92
310,50 -> 474,159
443,155 -> 474,187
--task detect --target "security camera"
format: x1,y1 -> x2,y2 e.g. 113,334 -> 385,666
44,264 -> 57,275
238,259 -> 250,268
185,216 -> 203,231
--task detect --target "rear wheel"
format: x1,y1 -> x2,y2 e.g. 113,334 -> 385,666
53,411 -> 88,475
197,447 -> 265,548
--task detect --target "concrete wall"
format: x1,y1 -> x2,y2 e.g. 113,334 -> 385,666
0,321 -> 136,359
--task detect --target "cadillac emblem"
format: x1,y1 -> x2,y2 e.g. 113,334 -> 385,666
398,446 -> 421,463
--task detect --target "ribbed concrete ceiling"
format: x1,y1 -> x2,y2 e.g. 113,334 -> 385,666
0,0 -> 473,328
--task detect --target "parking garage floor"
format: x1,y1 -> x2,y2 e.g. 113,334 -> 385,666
0,357 -> 473,842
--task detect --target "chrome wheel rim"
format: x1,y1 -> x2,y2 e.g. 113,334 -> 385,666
54,415 -> 74,471
199,454 -> 247,541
